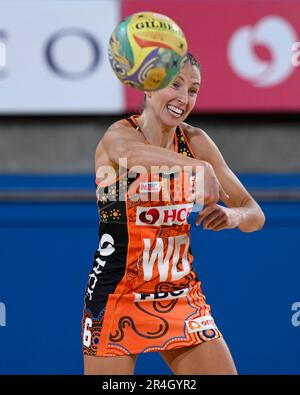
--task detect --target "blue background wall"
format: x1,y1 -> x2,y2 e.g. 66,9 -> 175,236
0,175 -> 299,374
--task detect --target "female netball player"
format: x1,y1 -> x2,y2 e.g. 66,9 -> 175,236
81,53 -> 265,375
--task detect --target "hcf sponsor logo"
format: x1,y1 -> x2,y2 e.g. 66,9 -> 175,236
86,233 -> 115,301
136,203 -> 193,226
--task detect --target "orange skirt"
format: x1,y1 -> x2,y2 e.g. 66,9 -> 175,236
82,280 -> 222,357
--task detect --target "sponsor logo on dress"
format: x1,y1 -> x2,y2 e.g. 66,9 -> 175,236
136,203 -> 193,226
86,233 -> 115,301
142,234 -> 191,282
139,181 -> 162,193
186,315 -> 217,333
134,288 -> 189,302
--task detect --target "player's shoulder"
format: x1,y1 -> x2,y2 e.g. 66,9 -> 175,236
180,122 -> 209,142
97,116 -> 145,155
100,117 -> 141,144
106,118 -> 133,133
180,122 -> 218,162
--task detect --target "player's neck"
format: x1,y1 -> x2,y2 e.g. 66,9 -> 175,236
137,111 -> 176,150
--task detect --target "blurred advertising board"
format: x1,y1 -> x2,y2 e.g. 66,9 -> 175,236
0,0 -> 299,114
123,0 -> 300,113
0,0 -> 124,114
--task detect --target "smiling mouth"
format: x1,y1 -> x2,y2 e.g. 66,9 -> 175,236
166,104 -> 184,117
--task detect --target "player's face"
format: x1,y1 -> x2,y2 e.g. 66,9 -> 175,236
147,63 -> 201,127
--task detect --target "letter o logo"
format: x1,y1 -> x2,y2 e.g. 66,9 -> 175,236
45,28 -> 100,80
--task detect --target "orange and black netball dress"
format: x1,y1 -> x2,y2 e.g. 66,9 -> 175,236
81,115 -> 222,357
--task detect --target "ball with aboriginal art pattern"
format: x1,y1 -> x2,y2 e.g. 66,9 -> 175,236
108,12 -> 188,91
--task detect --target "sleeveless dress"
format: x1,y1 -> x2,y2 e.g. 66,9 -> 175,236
81,115 -> 222,357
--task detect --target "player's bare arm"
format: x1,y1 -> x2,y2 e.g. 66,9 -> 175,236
96,120 -> 229,205
185,124 -> 265,233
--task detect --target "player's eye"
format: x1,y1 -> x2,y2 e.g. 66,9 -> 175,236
171,81 -> 180,88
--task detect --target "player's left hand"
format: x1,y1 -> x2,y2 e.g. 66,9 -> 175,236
196,204 -> 241,231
